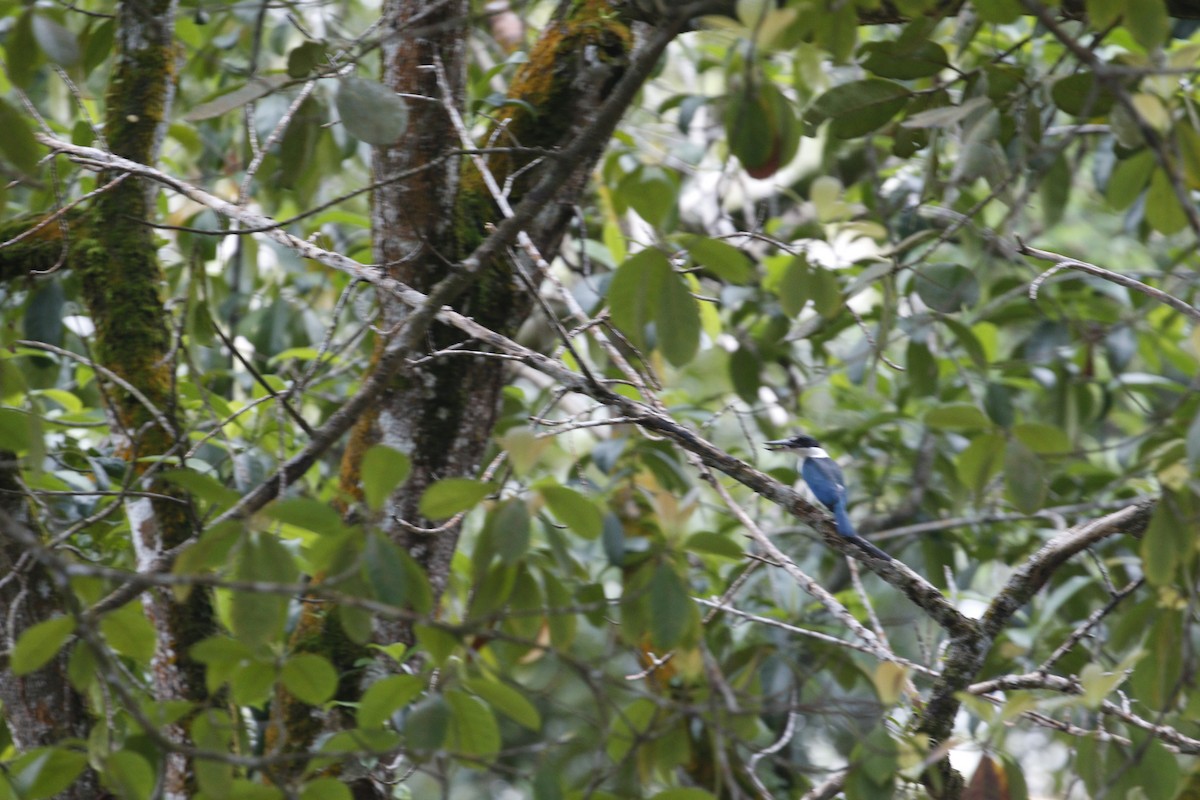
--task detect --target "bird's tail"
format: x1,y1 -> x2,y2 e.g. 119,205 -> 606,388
833,501 -> 857,538
834,502 -> 891,561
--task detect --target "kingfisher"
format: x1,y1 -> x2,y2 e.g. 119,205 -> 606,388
765,434 -> 891,561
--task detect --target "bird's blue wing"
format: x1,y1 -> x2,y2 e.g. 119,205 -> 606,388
800,457 -> 847,511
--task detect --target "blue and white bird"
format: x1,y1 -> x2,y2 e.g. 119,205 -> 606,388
765,434 -> 890,561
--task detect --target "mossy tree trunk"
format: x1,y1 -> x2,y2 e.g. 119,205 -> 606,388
0,455 -> 106,800
267,0 -> 638,789
75,1 -> 215,795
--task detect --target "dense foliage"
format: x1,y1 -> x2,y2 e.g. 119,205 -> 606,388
2,1 -> 1199,798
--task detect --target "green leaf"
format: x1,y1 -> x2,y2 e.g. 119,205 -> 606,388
0,407 -> 34,453
973,0 -> 1021,22
684,531 -> 744,559
925,404 -> 989,431
160,469 -> 240,510
8,12 -> 42,89
915,263 -> 979,313
1124,0 -> 1169,50
418,477 -> 495,520
230,660 -> 276,708
184,75 -> 290,121
102,751 -> 155,800
0,97 -> 40,176
956,433 -> 1005,497
99,601 -> 156,663
414,624 -> 460,666
540,485 -> 603,539
361,444 -> 411,511
1188,410 -> 1200,472
31,14 -> 80,66
1040,154 -> 1071,228
337,77 -> 409,145
464,677 -> 542,731
404,696 -> 450,752
24,281 -> 64,349
1131,610 -> 1182,708
262,498 -> 347,536
363,532 -> 410,608
286,40 -> 327,78
299,778 -> 352,800
1146,167 -> 1188,235
1105,150 -> 1154,210
907,341 -> 938,397
651,790 -> 718,800
861,40 -> 948,80
658,272 -> 701,367
6,746 -> 87,800
281,653 -> 339,705
192,709 -> 235,798
607,697 -> 657,763
777,256 -> 809,317
1079,662 -> 1131,708
609,248 -> 671,351
446,690 -> 501,759
648,563 -> 692,649
805,79 -> 910,139
1087,0 -> 1123,28
228,532 -> 298,648
624,167 -> 678,229
682,236 -> 753,283
358,674 -> 424,728
1176,123 -> 1200,189
1050,73 -> 1116,117
725,86 -> 773,171
941,317 -> 989,369
491,499 -> 532,564
808,266 -> 842,317
1012,423 -> 1071,455
11,615 -> 75,676
1004,439 -> 1046,514
1141,498 -> 1186,586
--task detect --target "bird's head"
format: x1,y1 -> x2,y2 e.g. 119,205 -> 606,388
764,433 -> 822,451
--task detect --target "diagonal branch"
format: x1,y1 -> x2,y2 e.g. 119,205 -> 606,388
1020,240 -> 1200,322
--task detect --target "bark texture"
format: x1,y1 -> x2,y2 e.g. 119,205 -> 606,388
74,1 -> 214,795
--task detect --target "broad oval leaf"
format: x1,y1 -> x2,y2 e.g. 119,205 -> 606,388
914,262 -> 979,313
358,674 -> 424,728
337,77 -> 409,145
806,79 -> 910,139
861,39 -> 948,80
229,532 -> 298,648
361,444 -> 412,511
445,690 -> 501,759
608,248 -> 671,351
184,75 -> 290,121
658,272 -> 701,367
956,433 -> 1006,497
281,653 -> 339,706
925,403 -> 988,431
463,677 -> 541,731
648,563 -> 695,649
1050,73 -> 1115,117
682,235 -> 753,283
540,485 -> 603,539
0,96 -> 41,174
12,615 -> 75,676
418,477 -> 495,520
8,746 -> 88,799
1003,439 -> 1046,514
31,14 -> 80,66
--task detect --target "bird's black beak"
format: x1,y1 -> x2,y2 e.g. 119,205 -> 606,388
764,439 -> 792,450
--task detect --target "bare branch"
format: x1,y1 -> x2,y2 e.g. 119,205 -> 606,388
1020,240 -> 1200,322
